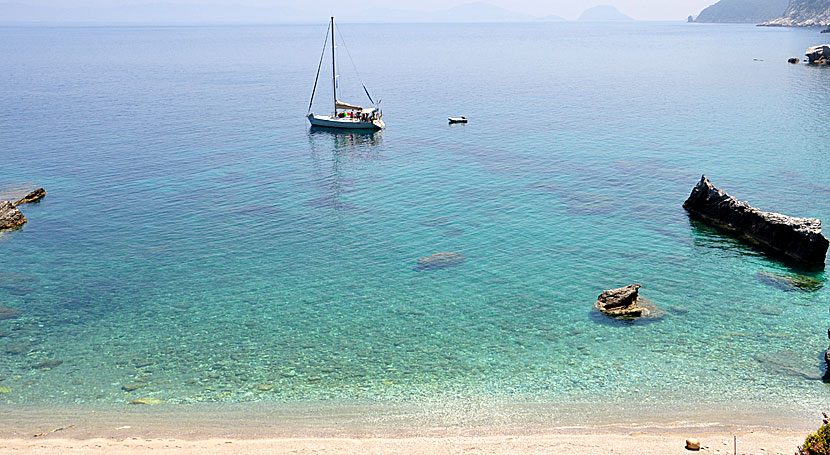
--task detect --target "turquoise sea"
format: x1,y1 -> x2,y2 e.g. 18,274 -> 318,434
0,22 -> 828,414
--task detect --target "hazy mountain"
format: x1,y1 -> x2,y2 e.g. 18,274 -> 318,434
694,0 -> 788,23
762,0 -> 830,26
577,5 -> 633,21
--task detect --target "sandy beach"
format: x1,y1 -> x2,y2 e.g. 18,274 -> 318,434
0,402 -> 816,454
0,431 -> 809,455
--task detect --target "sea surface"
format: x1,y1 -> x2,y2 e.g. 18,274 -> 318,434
0,22 -> 829,415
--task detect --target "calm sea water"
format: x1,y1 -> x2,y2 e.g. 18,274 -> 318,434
0,22 -> 828,410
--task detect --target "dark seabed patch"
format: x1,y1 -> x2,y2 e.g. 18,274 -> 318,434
756,271 -> 823,293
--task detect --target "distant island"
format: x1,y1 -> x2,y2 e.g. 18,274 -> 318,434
693,0 -> 830,26
693,0 -> 789,23
578,5 -> 633,21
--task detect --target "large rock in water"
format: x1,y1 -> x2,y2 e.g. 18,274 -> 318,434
13,188 -> 45,206
806,45 -> 830,64
594,284 -> 661,319
0,201 -> 26,230
683,175 -> 829,265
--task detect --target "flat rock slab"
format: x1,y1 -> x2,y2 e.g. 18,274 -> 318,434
683,175 -> 829,265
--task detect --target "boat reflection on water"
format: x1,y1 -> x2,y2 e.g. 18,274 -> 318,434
308,126 -> 383,152
306,127 -> 383,216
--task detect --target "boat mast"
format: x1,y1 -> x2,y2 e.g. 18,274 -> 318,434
331,16 -> 336,116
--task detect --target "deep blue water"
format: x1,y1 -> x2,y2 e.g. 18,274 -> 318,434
0,22 -> 829,408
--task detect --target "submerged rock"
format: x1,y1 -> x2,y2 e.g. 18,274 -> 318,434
415,252 -> 466,270
755,349 -> 822,380
757,271 -> 823,292
0,201 -> 25,230
0,306 -> 21,321
683,175 -> 829,265
5,341 -> 33,355
593,284 -> 662,319
129,397 -> 163,405
122,382 -> 147,392
13,188 -> 45,206
806,45 -> 830,64
31,359 -> 62,370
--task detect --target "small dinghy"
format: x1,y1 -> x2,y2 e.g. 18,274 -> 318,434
448,116 -> 467,124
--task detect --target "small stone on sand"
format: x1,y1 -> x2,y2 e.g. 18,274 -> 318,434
686,438 -> 701,450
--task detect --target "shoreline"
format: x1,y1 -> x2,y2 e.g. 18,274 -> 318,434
0,401 -> 817,453
0,432 -> 810,455
0,401 -> 818,436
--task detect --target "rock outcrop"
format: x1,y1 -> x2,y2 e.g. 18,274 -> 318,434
0,201 -> 26,230
762,0 -> 830,26
824,328 -> 830,381
789,57 -> 801,63
694,0 -> 788,23
594,284 -> 661,319
683,175 -> 829,265
13,188 -> 45,206
806,44 -> 830,63
415,252 -> 466,270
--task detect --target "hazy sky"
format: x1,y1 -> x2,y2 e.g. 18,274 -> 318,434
17,0 -> 720,21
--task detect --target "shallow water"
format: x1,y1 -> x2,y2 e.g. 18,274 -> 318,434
0,22 -> 828,410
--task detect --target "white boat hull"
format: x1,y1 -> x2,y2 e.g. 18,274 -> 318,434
308,114 -> 384,130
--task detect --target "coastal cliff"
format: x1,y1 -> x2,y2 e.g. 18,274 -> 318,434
694,0 -> 789,23
762,0 -> 830,26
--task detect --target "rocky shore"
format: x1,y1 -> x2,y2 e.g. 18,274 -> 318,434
683,175 -> 829,265
0,201 -> 26,230
0,187 -> 45,231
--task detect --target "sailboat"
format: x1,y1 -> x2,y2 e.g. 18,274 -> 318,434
307,17 -> 384,131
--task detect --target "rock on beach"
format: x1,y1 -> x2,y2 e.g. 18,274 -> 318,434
683,175 -> 829,265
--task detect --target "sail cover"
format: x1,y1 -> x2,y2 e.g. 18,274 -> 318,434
335,100 -> 364,110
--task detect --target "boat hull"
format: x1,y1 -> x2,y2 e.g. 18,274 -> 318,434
307,114 -> 384,130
